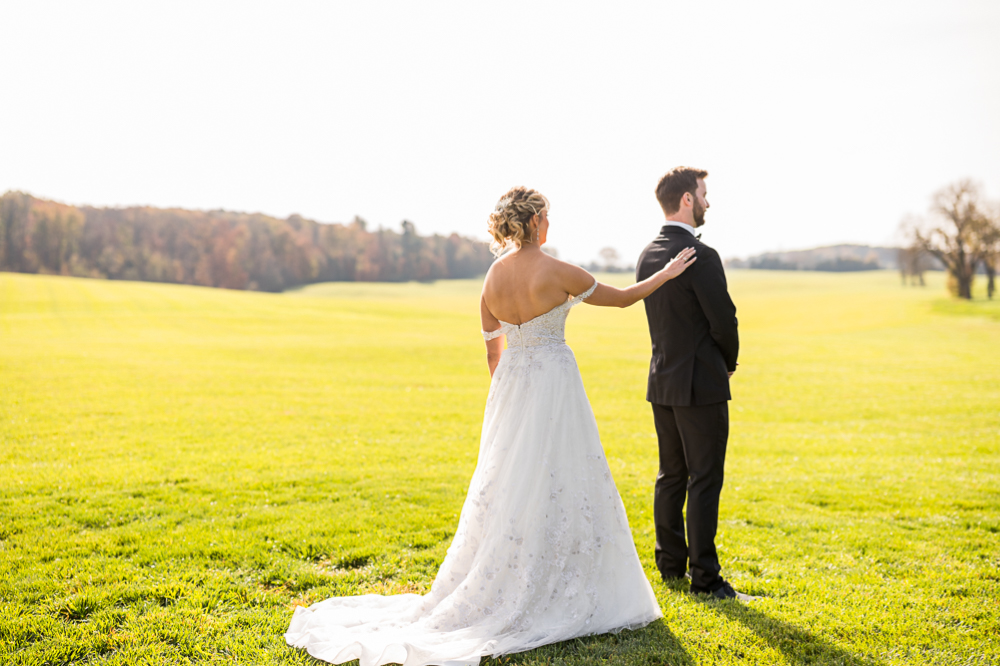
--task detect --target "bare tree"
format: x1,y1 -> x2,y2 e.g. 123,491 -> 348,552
897,245 -> 928,286
908,179 -> 990,299
598,246 -> 621,272
976,202 -> 1000,299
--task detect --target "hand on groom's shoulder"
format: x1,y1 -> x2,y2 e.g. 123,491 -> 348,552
636,232 -> 723,285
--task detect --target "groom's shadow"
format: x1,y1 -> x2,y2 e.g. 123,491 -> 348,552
698,595 -> 883,666
482,618 -> 694,665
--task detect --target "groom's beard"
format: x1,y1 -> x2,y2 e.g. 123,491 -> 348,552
693,200 -> 706,227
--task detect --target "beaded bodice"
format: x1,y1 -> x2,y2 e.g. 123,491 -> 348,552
482,281 -> 597,349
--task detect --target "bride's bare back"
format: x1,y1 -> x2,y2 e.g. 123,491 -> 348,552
482,249 -> 582,325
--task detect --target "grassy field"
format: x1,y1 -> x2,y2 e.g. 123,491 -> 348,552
1,269 -> 998,665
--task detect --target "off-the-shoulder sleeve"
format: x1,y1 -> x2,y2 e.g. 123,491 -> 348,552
569,280 -> 598,306
482,327 -> 504,341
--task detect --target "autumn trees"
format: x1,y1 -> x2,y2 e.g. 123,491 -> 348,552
0,192 -> 494,291
903,179 -> 999,299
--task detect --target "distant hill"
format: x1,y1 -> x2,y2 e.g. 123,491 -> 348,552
0,192 -> 494,291
725,244 -> 943,272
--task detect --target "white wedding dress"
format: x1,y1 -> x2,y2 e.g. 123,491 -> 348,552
285,281 -> 662,665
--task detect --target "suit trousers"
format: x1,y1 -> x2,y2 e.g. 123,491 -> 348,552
651,401 -> 729,591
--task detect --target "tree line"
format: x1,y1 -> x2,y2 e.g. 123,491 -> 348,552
901,179 -> 999,299
0,192 -> 495,291
744,256 -> 882,271
725,245 -> 900,272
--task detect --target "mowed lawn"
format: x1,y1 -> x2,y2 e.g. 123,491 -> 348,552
1,269 -> 998,665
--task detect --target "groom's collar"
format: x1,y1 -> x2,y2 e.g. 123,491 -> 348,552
660,221 -> 699,238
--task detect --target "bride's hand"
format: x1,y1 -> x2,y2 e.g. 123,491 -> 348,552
659,247 -> 697,280
579,246 -> 697,307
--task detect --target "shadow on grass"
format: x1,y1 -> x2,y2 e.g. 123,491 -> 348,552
482,619 -> 694,666
703,598 -> 882,666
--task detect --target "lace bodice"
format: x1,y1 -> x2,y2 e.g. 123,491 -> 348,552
482,281 -> 597,349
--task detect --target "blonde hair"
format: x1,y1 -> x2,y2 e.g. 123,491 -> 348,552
486,186 -> 549,257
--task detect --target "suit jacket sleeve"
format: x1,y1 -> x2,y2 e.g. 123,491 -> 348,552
691,247 -> 739,371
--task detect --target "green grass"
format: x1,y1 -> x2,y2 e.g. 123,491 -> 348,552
1,269 -> 998,665
931,283 -> 1000,322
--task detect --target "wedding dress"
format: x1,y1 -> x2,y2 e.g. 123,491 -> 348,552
285,281 -> 662,665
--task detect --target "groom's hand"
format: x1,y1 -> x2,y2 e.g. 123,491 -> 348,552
728,362 -> 739,378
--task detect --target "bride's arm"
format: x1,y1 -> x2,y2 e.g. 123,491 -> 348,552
560,247 -> 697,308
481,293 -> 504,377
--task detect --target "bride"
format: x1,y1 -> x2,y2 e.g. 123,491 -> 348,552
286,187 -> 697,666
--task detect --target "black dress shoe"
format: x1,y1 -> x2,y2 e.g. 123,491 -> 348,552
691,580 -> 757,601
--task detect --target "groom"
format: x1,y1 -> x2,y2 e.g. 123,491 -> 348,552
636,167 -> 748,601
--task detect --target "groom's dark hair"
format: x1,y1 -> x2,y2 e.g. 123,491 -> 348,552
656,167 -> 708,215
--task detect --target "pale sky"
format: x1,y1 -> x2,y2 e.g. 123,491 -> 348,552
2,0 -> 998,264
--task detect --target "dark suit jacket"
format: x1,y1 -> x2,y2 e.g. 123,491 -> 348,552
636,224 -> 738,406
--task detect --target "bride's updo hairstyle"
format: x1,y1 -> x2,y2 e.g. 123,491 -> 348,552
487,186 -> 549,257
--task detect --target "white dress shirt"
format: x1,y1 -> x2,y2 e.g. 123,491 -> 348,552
662,221 -> 698,236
